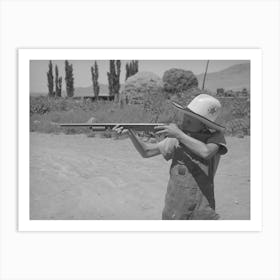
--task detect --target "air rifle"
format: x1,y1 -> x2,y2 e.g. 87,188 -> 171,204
59,123 -> 165,133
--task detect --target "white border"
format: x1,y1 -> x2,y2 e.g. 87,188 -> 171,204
19,48 -> 262,231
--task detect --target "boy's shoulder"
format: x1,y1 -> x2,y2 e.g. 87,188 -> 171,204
191,128 -> 225,141
206,130 -> 227,155
190,129 -> 227,155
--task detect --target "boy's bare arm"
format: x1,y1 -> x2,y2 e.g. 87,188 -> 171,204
113,125 -> 161,158
177,133 -> 219,160
155,124 -> 218,160
128,130 -> 161,158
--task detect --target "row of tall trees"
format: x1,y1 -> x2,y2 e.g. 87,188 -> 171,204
106,60 -> 139,99
47,60 -> 74,97
125,60 -> 138,80
47,60 -> 139,99
107,60 -> 121,99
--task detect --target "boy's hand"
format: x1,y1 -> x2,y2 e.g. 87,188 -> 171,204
112,124 -> 130,136
154,123 -> 183,139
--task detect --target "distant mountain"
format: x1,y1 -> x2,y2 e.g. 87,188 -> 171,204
61,84 -> 110,97
30,63 -> 250,96
30,83 -> 110,97
196,62 -> 250,92
30,83 -> 125,97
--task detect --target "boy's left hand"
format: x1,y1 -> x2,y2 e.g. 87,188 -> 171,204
154,124 -> 183,138
112,125 -> 132,136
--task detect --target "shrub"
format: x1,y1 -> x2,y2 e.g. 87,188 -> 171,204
225,118 -> 250,136
121,71 -> 164,105
30,96 -> 51,115
162,68 -> 198,94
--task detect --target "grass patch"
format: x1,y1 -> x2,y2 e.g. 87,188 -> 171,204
30,95 -> 250,136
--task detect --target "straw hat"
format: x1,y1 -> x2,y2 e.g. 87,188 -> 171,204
172,94 -> 225,132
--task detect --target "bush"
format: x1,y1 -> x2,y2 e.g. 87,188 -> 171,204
162,68 -> 198,94
30,96 -> 51,115
225,118 -> 250,136
30,96 -> 103,116
121,71 -> 164,105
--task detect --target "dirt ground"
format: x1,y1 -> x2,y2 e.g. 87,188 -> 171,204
30,133 -> 250,220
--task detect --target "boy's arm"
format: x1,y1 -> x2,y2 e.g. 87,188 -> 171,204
176,133 -> 219,160
155,124 -> 219,160
113,125 -> 161,158
128,130 -> 161,158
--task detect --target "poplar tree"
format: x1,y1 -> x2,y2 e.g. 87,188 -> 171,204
91,61 -> 100,99
65,60 -> 74,97
47,60 -> 54,97
125,60 -> 139,80
55,64 -> 62,97
58,77 -> 62,97
107,60 -> 121,99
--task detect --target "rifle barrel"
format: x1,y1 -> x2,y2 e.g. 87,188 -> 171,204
59,123 -> 165,131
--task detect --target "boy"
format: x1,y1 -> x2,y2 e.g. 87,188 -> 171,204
114,94 -> 228,220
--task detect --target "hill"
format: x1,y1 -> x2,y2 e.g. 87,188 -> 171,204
196,62 -> 250,92
61,84 -> 110,97
30,84 -> 110,97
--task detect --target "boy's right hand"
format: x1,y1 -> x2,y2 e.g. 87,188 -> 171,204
112,125 -> 130,136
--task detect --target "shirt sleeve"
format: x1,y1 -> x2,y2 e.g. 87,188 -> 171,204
158,137 -> 178,161
207,131 -> 228,155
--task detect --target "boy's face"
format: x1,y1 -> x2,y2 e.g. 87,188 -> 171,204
180,112 -> 205,133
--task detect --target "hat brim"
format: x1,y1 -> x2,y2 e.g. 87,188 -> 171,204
172,101 -> 226,132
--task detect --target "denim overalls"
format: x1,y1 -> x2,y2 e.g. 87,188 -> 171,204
162,132 -> 221,220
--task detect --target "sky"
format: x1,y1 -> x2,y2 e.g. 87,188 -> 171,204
30,60 -> 248,93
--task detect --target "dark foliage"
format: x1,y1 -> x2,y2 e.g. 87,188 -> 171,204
55,65 -> 62,97
162,68 -> 198,94
65,60 -> 75,97
47,60 -> 54,97
91,61 -> 100,98
107,60 -> 121,100
125,60 -> 139,80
